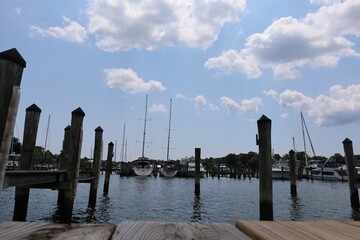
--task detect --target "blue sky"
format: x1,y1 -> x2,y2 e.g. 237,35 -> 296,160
1,0 -> 360,161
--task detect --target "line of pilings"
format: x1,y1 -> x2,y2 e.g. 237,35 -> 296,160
4,102 -> 116,223
0,48 -> 26,194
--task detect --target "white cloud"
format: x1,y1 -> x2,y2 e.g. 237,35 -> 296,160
278,84 -> 360,126
309,0 -> 342,5
221,96 -> 262,113
30,0 -> 246,51
176,93 -> 192,101
194,95 -> 219,112
29,16 -> 87,43
15,7 -> 22,15
205,0 -> 360,79
104,68 -> 166,93
149,104 -> 166,113
263,89 -> 278,99
281,113 -> 289,119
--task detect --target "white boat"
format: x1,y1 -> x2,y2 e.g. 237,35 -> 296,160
181,156 -> 205,178
272,160 -> 290,180
311,158 -> 348,181
133,94 -> 153,177
133,157 -> 153,177
160,99 -> 178,178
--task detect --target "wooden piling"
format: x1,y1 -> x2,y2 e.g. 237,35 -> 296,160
57,125 -> 71,205
0,48 -> 26,193
194,148 -> 201,196
257,115 -> 273,221
342,138 -> 359,209
103,142 -> 114,195
89,126 -> 103,206
13,104 -> 41,221
59,108 -> 85,223
289,149 -> 297,196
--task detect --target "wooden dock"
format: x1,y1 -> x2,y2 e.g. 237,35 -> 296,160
1,220 -> 360,239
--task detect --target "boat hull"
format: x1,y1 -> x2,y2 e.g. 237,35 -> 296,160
160,169 -> 178,177
133,160 -> 153,176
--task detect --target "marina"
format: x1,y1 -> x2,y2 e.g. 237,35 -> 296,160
1,175 -> 360,224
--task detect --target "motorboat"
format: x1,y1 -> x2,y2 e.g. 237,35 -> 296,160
272,160 -> 290,180
311,159 -> 347,181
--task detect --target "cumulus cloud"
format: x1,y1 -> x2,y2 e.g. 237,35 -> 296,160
29,16 -> 87,43
205,0 -> 360,79
221,96 -> 262,113
194,95 -> 219,112
29,0 -> 245,51
86,0 -> 246,51
104,68 -> 166,93
278,84 -> 360,126
149,104 -> 166,113
263,89 -> 278,99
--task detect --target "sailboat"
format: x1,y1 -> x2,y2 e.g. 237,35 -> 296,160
160,99 -> 178,177
132,94 -> 153,176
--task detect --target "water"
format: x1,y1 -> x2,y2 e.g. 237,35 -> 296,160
1,175 -> 359,224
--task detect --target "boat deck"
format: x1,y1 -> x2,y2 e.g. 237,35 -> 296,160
1,220 -> 360,239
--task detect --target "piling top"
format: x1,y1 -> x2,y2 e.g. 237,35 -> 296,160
72,107 -> 85,117
343,138 -> 352,144
109,142 -> 114,146
64,125 -> 71,130
257,115 -> 271,123
26,104 -> 41,113
0,48 -> 26,68
95,126 -> 103,132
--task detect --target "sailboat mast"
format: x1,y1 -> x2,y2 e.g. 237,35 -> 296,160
121,123 -> 126,162
301,112 -> 308,166
141,94 -> 148,158
44,115 -> 50,155
166,99 -> 172,161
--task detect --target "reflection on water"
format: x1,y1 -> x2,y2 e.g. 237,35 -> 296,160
290,196 -> 303,220
1,176 -> 360,224
192,195 -> 204,222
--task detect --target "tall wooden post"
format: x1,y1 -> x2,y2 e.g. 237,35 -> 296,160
59,107 -> 85,223
103,142 -> 114,195
13,104 -> 41,221
289,149 -> 297,197
257,115 -> 273,221
57,125 -> 71,205
194,148 -> 201,196
343,138 -> 359,209
89,126 -> 103,205
0,48 -> 26,193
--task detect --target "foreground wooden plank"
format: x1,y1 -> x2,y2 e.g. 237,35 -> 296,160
236,220 -> 360,240
113,220 -> 251,240
0,221 -> 116,240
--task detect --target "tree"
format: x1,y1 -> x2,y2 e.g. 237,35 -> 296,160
9,137 -> 21,154
330,153 -> 345,164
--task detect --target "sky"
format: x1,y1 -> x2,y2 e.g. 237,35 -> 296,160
1,0 -> 360,161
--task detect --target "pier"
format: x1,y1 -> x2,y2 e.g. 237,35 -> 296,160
1,220 -> 360,239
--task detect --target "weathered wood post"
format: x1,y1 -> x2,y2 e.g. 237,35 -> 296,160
57,125 -> 70,205
343,138 -> 359,209
194,148 -> 201,196
89,126 -> 103,206
289,149 -> 297,197
257,115 -> 273,221
103,142 -> 114,195
0,48 -> 26,194
13,104 -> 41,221
59,107 -> 85,223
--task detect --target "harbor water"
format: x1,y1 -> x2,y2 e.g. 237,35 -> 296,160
1,175 -> 359,224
